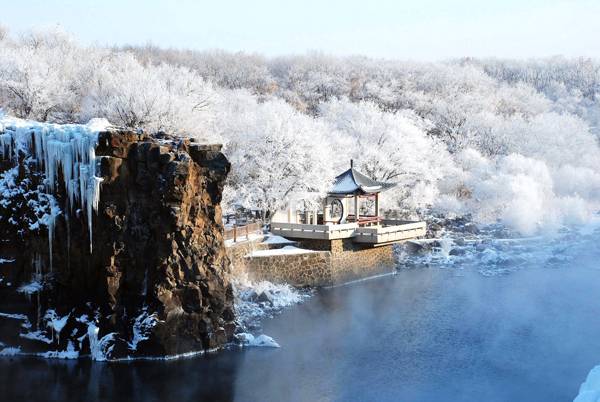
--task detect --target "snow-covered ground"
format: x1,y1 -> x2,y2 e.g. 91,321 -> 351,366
262,234 -> 296,245
231,271 -> 310,348
235,333 -> 280,348
574,366 -> 600,402
398,215 -> 600,278
0,309 -> 157,361
247,245 -> 316,257
224,232 -> 264,247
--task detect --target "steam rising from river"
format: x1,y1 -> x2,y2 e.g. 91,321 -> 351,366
435,149 -> 600,235
236,219 -> 600,402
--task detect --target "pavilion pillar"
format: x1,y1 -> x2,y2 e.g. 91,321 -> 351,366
375,193 -> 380,218
354,195 -> 360,222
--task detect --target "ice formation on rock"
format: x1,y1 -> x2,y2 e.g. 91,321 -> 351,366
235,333 -> 280,348
128,309 -> 159,351
0,116 -> 110,257
87,321 -> 117,361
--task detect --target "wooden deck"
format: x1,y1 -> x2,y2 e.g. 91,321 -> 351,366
270,220 -> 426,245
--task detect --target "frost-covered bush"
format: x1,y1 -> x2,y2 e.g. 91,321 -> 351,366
0,28 -> 100,122
81,53 -> 218,141
435,149 -> 599,234
0,28 -> 218,141
216,91 -> 335,217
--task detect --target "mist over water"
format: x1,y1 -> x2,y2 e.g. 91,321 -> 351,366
2,224 -> 600,402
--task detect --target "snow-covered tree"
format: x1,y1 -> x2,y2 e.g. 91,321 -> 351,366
2,27 -> 600,233
0,27 -> 97,122
216,91 -> 334,217
319,99 -> 455,211
81,53 -> 218,141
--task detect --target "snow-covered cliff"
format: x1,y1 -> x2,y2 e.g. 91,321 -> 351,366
0,116 -> 234,359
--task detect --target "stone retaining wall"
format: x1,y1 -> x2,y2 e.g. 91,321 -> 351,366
225,237 -> 269,278
330,239 -> 396,284
244,251 -> 332,287
233,237 -> 397,287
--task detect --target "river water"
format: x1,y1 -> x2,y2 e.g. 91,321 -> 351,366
1,231 -> 600,402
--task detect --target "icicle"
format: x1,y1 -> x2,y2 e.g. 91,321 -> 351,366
1,116 -> 110,257
43,196 -> 61,273
142,268 -> 148,296
66,213 -> 71,273
87,176 -> 103,252
0,133 -> 13,160
34,254 -> 42,329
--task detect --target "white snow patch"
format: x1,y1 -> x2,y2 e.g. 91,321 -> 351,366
87,322 -> 117,361
247,245 -> 316,257
44,309 -> 70,341
331,172 -> 359,194
85,118 -> 111,132
17,280 -> 43,295
20,330 -> 53,344
39,341 -> 79,359
236,333 -> 280,348
224,232 -> 264,247
574,365 -> 600,402
232,273 -> 309,332
262,235 -> 295,245
0,312 -> 29,321
0,346 -> 21,356
128,309 -> 158,351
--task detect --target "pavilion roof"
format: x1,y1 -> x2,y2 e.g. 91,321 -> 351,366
329,167 -> 396,195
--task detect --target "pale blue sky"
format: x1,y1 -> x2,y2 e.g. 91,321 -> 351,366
2,0 -> 599,60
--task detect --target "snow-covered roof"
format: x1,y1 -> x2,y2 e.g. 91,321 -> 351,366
329,167 -> 396,195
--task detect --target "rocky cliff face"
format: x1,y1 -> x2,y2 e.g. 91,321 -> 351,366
0,120 -> 234,359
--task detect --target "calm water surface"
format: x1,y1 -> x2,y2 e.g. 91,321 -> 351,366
2,261 -> 600,402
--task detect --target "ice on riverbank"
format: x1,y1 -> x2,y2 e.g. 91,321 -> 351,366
235,333 -> 280,348
233,275 -> 308,328
0,346 -> 21,356
398,217 -> 600,277
128,309 -> 159,352
39,342 -> 79,359
574,365 -> 600,402
231,272 -> 310,349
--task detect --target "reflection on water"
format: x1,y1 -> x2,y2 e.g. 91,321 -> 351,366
2,242 -> 600,401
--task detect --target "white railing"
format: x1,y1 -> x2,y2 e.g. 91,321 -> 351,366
270,220 -> 426,243
353,221 -> 426,244
271,222 -> 358,240
380,221 -> 426,231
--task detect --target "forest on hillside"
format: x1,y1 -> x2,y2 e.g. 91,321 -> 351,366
1,27 -> 599,234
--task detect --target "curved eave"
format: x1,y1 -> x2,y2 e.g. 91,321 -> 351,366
329,168 -> 397,195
